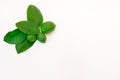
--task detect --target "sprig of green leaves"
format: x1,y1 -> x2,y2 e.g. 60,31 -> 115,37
4,5 -> 56,54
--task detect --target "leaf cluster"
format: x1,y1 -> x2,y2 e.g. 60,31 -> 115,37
4,5 -> 56,54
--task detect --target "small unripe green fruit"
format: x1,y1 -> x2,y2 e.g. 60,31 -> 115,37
37,32 -> 46,43
27,34 -> 36,43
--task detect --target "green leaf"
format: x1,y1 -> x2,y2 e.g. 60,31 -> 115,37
16,21 -> 39,34
27,5 -> 43,26
15,39 -> 35,54
37,32 -> 46,43
4,29 -> 26,44
27,34 -> 36,43
41,21 -> 56,34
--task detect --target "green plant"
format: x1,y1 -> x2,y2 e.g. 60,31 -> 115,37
4,5 -> 56,54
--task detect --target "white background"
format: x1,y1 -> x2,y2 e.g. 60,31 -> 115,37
0,0 -> 120,80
